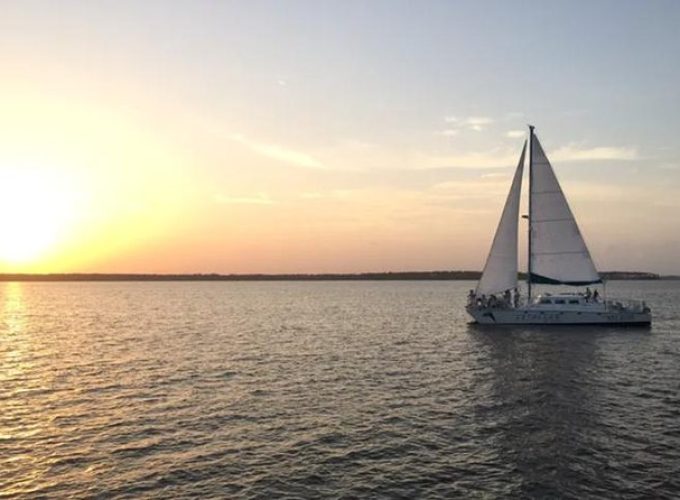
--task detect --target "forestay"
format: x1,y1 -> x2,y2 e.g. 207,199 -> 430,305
529,135 -> 601,285
476,141 -> 526,295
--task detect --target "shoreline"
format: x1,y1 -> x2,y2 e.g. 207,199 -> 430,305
0,271 -> 669,282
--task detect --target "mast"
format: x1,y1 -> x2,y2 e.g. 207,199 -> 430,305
527,124 -> 534,301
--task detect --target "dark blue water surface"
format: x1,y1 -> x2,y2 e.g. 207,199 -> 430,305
1,280 -> 679,498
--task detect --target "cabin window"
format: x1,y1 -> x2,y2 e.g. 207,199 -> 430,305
540,299 -> 552,304
569,299 -> 579,304
555,299 -> 565,304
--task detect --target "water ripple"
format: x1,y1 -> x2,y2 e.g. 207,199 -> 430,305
1,281 -> 679,498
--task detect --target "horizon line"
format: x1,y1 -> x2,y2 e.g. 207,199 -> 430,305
0,271 -> 670,282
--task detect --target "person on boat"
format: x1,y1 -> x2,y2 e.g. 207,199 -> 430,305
592,289 -> 600,302
513,288 -> 520,308
585,287 -> 592,302
479,294 -> 486,308
503,289 -> 512,307
468,289 -> 476,306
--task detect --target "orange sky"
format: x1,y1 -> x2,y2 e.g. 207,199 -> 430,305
1,2 -> 679,274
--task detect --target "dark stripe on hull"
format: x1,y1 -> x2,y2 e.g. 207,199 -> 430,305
466,307 -> 651,327
469,320 -> 651,327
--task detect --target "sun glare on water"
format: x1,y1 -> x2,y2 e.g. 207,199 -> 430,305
0,167 -> 80,265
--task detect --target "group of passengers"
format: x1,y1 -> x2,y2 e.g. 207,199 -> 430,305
584,287 -> 600,302
467,288 -> 521,309
468,287 -> 602,309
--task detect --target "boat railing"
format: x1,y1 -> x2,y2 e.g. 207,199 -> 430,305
605,299 -> 650,313
467,294 -> 520,310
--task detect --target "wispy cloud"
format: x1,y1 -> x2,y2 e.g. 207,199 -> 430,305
229,134 -> 324,169
505,130 -> 525,138
425,143 -> 637,170
421,149 -> 519,169
442,115 -> 494,132
466,116 -> 493,131
439,129 -> 459,137
429,178 -> 510,201
214,193 -> 276,205
551,144 -> 638,162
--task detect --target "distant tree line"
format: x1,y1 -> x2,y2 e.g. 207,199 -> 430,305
0,271 -> 664,281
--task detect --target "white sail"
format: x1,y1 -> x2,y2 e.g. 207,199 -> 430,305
529,135 -> 600,285
476,141 -> 526,295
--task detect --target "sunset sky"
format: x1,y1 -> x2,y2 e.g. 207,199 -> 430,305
1,1 -> 679,274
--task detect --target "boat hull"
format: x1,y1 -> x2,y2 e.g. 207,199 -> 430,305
466,306 -> 651,326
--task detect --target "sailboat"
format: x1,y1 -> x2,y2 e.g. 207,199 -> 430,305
466,126 -> 651,325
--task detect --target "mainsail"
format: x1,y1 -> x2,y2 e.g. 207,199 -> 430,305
529,134 -> 601,285
476,141 -> 526,295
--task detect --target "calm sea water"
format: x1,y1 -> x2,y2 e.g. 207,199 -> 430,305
1,280 -> 679,499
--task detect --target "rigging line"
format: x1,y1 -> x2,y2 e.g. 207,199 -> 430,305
532,217 -> 573,223
532,250 -> 588,256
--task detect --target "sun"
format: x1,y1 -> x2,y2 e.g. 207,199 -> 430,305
0,167 -> 80,265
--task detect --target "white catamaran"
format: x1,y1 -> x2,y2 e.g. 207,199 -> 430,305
466,126 -> 651,326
